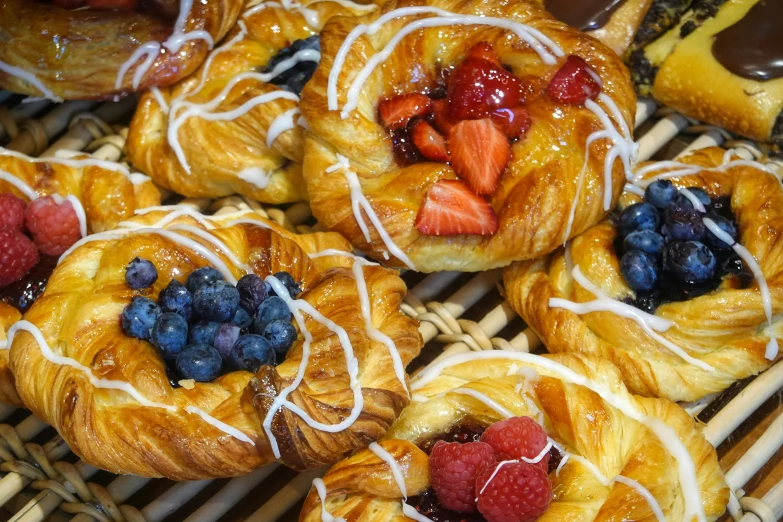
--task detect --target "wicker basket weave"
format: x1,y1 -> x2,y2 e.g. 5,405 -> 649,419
0,91 -> 781,522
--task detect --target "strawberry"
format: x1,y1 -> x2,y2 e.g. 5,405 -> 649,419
480,416 -> 549,472
430,441 -> 497,512
490,106 -> 531,140
475,461 -> 552,522
447,42 -> 526,120
447,119 -> 510,195
415,180 -> 499,236
432,99 -> 459,135
546,55 -> 602,106
411,120 -> 448,162
378,93 -> 432,130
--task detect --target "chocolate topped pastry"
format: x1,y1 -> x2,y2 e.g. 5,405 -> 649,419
545,0 -> 627,30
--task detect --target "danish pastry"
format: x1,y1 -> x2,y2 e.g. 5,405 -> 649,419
628,0 -> 783,147
503,147 -> 783,402
0,0 -> 242,101
0,303 -> 21,405
128,0 -> 381,204
7,207 -> 422,479
299,0 -> 637,272
300,351 -> 728,522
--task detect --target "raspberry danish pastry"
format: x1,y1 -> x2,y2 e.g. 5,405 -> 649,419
504,147 -> 783,402
0,0 -> 242,100
300,0 -> 636,272
301,351 -> 728,522
0,303 -> 21,405
128,0 -> 381,204
7,208 -> 421,479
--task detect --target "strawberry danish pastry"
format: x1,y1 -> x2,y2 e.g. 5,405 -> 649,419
7,208 -> 421,479
0,0 -> 242,100
504,147 -> 783,402
299,0 -> 636,272
128,0 -> 381,204
301,351 -> 728,522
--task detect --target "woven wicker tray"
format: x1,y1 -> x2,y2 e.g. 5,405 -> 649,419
0,91 -> 781,522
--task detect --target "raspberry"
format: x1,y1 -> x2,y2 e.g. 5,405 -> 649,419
24,196 -> 82,256
430,441 -> 496,512
480,416 -> 549,471
476,461 -> 552,522
0,228 -> 40,288
0,193 -> 26,230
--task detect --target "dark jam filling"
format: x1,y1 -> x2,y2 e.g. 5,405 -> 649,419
0,255 -> 57,313
263,36 -> 321,96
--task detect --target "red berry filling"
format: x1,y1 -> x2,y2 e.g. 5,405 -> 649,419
376,44 -> 601,237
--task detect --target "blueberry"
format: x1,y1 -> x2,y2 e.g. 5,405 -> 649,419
125,257 -> 158,289
236,274 -> 268,312
704,214 -> 737,249
186,267 -> 224,293
684,187 -> 711,208
214,323 -> 240,360
188,321 -> 221,345
720,253 -> 752,285
623,230 -> 665,257
232,307 -> 253,329
711,196 -> 732,218
158,279 -> 193,321
231,334 -> 276,372
271,271 -> 301,298
618,202 -> 660,236
253,296 -> 293,333
264,36 -> 320,95
644,180 -> 678,209
176,344 -> 223,382
151,312 -> 188,360
193,280 -> 240,322
121,296 -> 161,340
263,320 -> 297,359
620,251 -> 658,292
664,241 -> 716,283
663,199 -> 706,241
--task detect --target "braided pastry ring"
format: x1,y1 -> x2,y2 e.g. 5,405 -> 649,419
301,352 -> 728,522
299,0 -> 636,272
8,209 -> 421,478
503,147 -> 783,402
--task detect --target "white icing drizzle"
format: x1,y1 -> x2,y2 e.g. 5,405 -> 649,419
328,6 -> 564,117
184,406 -> 255,445
326,154 -> 416,270
262,276 -> 362,459
244,0 -> 321,26
312,478 -> 347,522
115,0 -> 215,90
267,108 -> 301,148
411,351 -> 707,522
447,388 -> 515,418
238,167 -> 271,189
631,151 -> 780,188
133,205 -> 219,229
0,60 -> 63,103
623,182 -> 645,197
478,459 -> 517,495
703,217 -> 778,359
167,224 -> 255,274
678,188 -> 707,212
58,230 -> 128,264
150,87 -> 170,114
0,168 -> 37,199
368,442 -> 408,497
612,475 -> 666,522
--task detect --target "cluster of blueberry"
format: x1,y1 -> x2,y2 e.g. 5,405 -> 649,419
120,258 -> 301,384
263,36 -> 320,95
615,179 -> 751,312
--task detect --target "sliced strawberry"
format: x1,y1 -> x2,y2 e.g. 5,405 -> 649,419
412,121 -> 448,162
432,99 -> 459,135
490,106 -> 531,139
447,119 -> 510,195
447,42 -> 525,120
378,93 -> 432,130
415,180 -> 499,236
546,55 -> 602,106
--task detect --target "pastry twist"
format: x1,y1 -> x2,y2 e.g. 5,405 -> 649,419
0,303 -> 21,406
8,209 -> 422,478
301,352 -> 728,522
503,147 -> 783,402
299,0 -> 636,272
128,0 -> 381,204
0,0 -> 242,100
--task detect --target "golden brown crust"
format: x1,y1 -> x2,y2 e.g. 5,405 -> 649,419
0,151 -> 161,233
127,0 -> 382,204
0,0 -> 243,100
9,210 -> 422,478
0,303 -> 22,406
301,352 -> 728,522
300,0 -> 636,272
587,0 -> 654,54
503,147 -> 783,402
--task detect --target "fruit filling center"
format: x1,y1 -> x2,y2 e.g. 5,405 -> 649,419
263,36 -> 321,96
615,180 -> 751,313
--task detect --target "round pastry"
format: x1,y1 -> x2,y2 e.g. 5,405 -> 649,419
299,0 -> 636,272
7,208 -> 422,479
503,147 -> 783,402
0,0 -> 243,101
300,351 -> 728,522
128,0 -> 381,204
